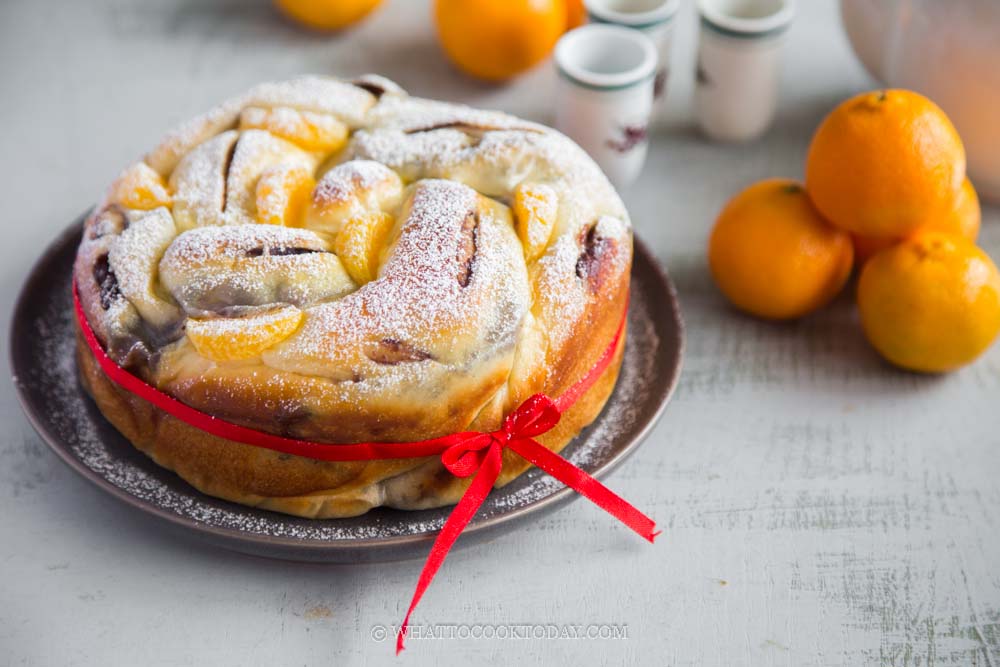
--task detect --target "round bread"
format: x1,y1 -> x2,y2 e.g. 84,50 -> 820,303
73,75 -> 632,518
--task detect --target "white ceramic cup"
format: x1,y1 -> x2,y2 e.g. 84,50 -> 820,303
694,0 -> 795,142
554,24 -> 658,189
583,0 -> 681,111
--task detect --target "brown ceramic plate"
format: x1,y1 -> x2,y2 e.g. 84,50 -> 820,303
10,215 -> 683,563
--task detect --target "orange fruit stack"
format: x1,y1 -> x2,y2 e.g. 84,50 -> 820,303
708,89 -> 1000,373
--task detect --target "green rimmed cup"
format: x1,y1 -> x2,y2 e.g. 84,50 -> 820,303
695,0 -> 796,142
554,24 -> 659,188
584,0 -> 681,108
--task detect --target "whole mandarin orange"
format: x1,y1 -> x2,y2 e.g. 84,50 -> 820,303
275,0 -> 382,31
852,176 -> 981,264
435,0 -> 566,81
805,89 -> 966,239
708,179 -> 854,320
857,231 -> 1000,373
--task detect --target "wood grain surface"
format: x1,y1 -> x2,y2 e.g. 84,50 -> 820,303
1,0 -> 998,665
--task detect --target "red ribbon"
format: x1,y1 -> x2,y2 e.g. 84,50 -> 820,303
73,283 -> 658,653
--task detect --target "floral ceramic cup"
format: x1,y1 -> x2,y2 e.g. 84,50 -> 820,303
584,0 -> 682,111
694,0 -> 796,142
554,24 -> 658,189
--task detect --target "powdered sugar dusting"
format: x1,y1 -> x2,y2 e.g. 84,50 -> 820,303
169,130 -> 238,230
264,179 -> 529,388
243,76 -> 375,127
159,225 -> 354,317
222,129 -> 317,226
106,208 -> 179,327
312,159 -> 397,207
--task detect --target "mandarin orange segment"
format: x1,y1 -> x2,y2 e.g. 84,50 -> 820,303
513,182 -> 557,261
108,162 -> 172,210
240,107 -> 349,153
255,164 -> 316,226
333,212 -> 395,284
186,305 -> 304,362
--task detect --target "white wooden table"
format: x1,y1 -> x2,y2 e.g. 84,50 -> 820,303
2,1 -> 998,664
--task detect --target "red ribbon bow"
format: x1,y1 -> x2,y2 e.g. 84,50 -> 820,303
399,390 -> 658,653
441,394 -> 559,477
73,284 -> 659,654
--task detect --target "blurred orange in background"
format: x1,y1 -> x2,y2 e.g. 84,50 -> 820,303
565,0 -> 587,30
435,0 -> 568,81
275,0 -> 383,31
